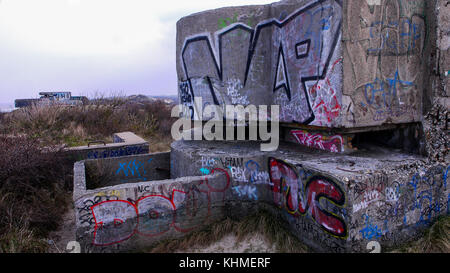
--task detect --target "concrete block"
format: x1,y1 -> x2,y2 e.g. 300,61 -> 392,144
176,0 -> 426,129
67,131 -> 149,160
71,0 -> 448,253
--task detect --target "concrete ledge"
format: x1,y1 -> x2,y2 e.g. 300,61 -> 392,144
113,132 -> 147,144
67,132 -> 149,160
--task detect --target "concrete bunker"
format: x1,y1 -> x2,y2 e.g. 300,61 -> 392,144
72,0 -> 449,253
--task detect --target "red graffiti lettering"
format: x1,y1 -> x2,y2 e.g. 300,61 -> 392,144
269,158 -> 307,214
268,158 -> 347,238
90,169 -> 231,246
91,200 -> 138,246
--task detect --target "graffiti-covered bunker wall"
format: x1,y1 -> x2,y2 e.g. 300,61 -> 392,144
177,0 -> 426,129
74,0 -> 449,253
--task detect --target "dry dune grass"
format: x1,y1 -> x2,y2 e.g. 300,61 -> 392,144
391,216 -> 450,253
0,96 -> 175,148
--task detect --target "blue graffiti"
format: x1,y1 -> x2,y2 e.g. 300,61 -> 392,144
116,159 -> 152,181
402,167 -> 450,226
408,173 -> 421,211
303,5 -> 334,56
408,172 -> 434,224
364,70 -> 414,110
200,168 -> 211,175
233,185 -> 258,200
360,214 -> 388,240
368,19 -> 422,53
444,166 -> 449,189
416,191 -> 433,226
88,146 -> 145,159
245,160 -> 260,183
447,194 -> 450,215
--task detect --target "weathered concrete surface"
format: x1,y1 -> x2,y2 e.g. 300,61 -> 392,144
176,0 -> 426,129
436,0 -> 450,98
343,0 -> 426,128
420,0 -> 450,163
171,140 -> 449,252
67,131 -> 149,160
82,152 -> 171,190
73,156 -> 233,253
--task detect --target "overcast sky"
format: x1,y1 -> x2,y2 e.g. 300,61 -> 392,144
0,0 -> 275,105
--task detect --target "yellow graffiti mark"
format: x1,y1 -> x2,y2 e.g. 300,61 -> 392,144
95,190 -> 121,198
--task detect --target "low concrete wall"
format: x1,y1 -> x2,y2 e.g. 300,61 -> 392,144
73,153 -> 235,253
67,132 -> 149,161
83,152 -> 171,189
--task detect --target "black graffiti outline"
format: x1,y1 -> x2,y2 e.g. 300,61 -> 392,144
181,0 -> 342,125
273,43 -> 292,100
295,39 -> 311,59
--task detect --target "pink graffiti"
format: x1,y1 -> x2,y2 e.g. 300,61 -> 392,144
291,130 -> 344,153
268,158 -> 347,238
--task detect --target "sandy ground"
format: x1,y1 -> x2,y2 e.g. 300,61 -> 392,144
176,233 -> 276,253
47,205 -> 77,253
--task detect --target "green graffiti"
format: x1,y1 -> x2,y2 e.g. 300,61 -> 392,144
218,13 -> 238,30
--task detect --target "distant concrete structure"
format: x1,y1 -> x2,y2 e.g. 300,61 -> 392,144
15,92 -> 88,108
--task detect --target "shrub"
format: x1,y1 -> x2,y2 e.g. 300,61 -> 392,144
0,136 -> 73,252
